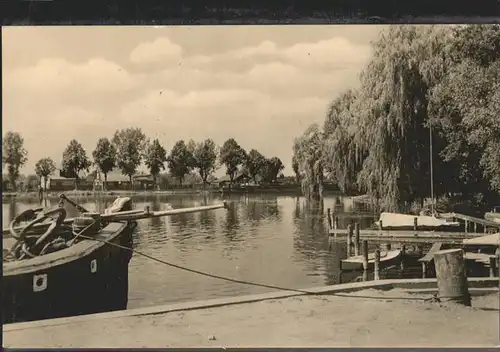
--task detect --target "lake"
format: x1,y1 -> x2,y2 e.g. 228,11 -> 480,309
3,194 -> 381,310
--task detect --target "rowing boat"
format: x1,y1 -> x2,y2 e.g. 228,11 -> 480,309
340,249 -> 402,271
374,212 -> 461,231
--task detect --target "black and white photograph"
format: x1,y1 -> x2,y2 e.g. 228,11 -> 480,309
2,23 -> 499,348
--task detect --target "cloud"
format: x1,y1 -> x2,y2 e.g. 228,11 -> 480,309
281,37 -> 372,69
3,31 -> 372,175
129,37 -> 183,64
183,36 -> 371,72
4,57 -> 136,108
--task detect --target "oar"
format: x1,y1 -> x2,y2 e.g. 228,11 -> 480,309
3,202 -> 228,236
59,194 -> 90,213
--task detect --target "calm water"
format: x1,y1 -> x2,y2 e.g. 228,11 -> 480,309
3,194 -> 380,309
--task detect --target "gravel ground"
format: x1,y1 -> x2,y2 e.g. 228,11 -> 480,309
3,288 -> 499,348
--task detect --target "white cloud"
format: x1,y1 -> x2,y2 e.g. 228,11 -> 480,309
282,37 -> 372,69
129,37 -> 183,64
3,31 -> 372,175
183,37 -> 371,72
5,58 -> 135,107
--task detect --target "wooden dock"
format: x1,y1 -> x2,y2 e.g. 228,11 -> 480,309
328,228 -> 489,244
441,212 -> 500,232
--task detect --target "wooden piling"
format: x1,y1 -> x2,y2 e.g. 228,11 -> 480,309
327,208 -> 332,229
334,216 -> 339,230
400,244 -> 406,272
489,256 -> 498,278
413,217 -> 418,233
374,249 -> 381,280
347,224 -> 353,257
378,220 -> 383,231
362,240 -> 369,281
433,249 -> 471,306
354,223 -> 360,256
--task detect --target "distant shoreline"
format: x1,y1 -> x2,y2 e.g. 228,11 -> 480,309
1,184 -> 348,203
1,187 -> 311,203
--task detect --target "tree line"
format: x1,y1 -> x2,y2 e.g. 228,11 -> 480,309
2,128 -> 285,191
293,24 -> 500,212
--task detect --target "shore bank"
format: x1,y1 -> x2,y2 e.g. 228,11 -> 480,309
4,278 -> 498,348
2,187 -> 316,203
2,190 -> 216,202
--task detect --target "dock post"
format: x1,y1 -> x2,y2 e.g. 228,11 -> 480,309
400,244 -> 406,272
374,249 -> 381,280
489,256 -> 498,278
354,223 -> 360,256
327,208 -> 332,229
421,262 -> 427,278
334,216 -> 339,230
378,220 -> 383,231
465,220 -> 468,234
347,224 -> 353,257
413,217 -> 418,233
433,249 -> 471,306
362,240 -> 369,281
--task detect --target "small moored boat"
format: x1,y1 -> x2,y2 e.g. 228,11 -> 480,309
484,206 -> 500,225
374,212 -> 461,231
340,249 -> 402,271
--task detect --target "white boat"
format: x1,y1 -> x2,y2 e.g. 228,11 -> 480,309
340,249 -> 402,271
374,212 -> 460,231
484,207 -> 500,224
463,233 -> 500,247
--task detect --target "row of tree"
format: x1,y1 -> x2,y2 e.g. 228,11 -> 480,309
293,24 -> 500,211
2,128 -> 285,190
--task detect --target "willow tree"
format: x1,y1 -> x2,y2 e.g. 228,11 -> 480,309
351,25 -> 454,211
293,124 -> 325,200
322,89 -> 364,194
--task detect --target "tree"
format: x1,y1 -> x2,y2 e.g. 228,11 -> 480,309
292,154 -> 300,184
92,137 -> 117,190
191,138 -> 218,188
219,138 -> 247,186
112,127 -> 148,189
262,157 -> 285,184
244,149 -> 266,184
2,131 -> 28,191
167,140 -> 194,186
61,139 -> 91,189
34,157 -> 56,190
293,124 -> 325,200
144,139 -> 167,189
303,24 -> 500,213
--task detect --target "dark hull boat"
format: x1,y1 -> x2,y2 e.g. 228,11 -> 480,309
3,194 -> 228,325
2,196 -> 137,324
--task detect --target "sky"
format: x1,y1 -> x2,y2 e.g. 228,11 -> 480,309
3,25 -> 387,176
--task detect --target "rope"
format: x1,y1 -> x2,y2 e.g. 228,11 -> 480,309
72,223 -> 464,303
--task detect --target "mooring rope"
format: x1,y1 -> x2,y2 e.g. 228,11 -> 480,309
72,225 -> 464,303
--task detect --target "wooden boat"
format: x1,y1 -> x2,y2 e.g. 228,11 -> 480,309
2,194 -> 227,324
340,249 -> 402,271
484,206 -> 500,224
374,212 -> 461,231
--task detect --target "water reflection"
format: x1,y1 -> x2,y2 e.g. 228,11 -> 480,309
2,194 -> 378,309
